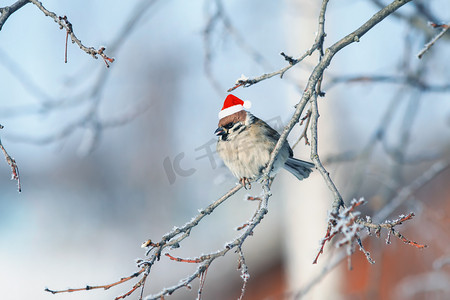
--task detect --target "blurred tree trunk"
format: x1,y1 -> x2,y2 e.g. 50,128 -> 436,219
281,0 -> 342,298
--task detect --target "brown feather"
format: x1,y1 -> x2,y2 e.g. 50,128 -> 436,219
218,110 -> 247,127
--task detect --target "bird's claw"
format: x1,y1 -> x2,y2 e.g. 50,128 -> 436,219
240,178 -> 252,189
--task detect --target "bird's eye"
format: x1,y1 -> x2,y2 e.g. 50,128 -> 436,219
224,123 -> 234,129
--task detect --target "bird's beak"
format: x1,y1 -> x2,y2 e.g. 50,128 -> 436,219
215,127 -> 226,136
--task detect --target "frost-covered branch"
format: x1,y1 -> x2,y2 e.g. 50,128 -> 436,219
27,0 -> 114,66
310,93 -> 344,214
1,1 -> 114,66
313,198 -> 367,265
0,125 -> 21,192
227,0 -> 330,92
313,198 -> 427,267
294,160 -> 448,298
45,268 -> 146,298
44,1 -> 430,299
144,182 -> 270,300
0,0 -> 29,30
360,213 -> 427,248
262,0 -> 412,212
3,0 -> 160,155
417,22 -> 450,59
45,181 -> 273,299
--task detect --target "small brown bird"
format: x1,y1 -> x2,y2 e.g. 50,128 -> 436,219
215,94 -> 313,188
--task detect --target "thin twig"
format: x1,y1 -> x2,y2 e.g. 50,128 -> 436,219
310,94 -> 344,213
325,74 -> 450,92
28,0 -> 114,67
4,0 -> 159,152
313,199 -> 364,264
264,0 -> 413,181
292,110 -> 312,148
145,183 -> 243,256
144,181 -> 271,300
417,23 -> 450,59
0,133 -> 21,192
294,160 -> 448,298
227,0 -> 330,92
358,212 -> 427,248
45,268 -> 145,295
0,0 -> 29,31
237,247 -> 250,300
43,1 -> 419,299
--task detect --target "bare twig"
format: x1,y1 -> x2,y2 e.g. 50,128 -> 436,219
0,0 -> 29,31
227,0 -> 330,92
165,253 -> 203,263
263,0 -> 412,182
237,247 -> 250,300
46,183 -> 243,299
45,179 -> 270,300
145,183 -> 243,256
145,0 -> 413,296
28,0 -> 114,66
0,128 -> 21,192
310,94 -> 344,214
44,1 -> 422,299
325,74 -> 450,92
198,267 -> 208,300
313,199 -> 365,265
292,110 -> 312,148
203,0 -> 272,94
58,15 -> 72,63
294,160 -> 448,298
143,181 -> 271,300
359,212 -> 427,248
417,23 -> 450,59
45,268 -> 145,296
3,0 -> 160,153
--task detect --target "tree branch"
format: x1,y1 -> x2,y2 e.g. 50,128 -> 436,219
43,1 -> 423,299
0,125 -> 21,192
0,0 -> 29,31
294,160 -> 448,298
310,94 -> 344,213
28,0 -> 114,67
144,182 -> 270,299
417,23 -> 450,59
227,0 -> 330,92
264,0 -> 412,213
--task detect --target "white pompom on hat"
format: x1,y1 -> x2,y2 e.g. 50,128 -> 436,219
218,94 -> 252,119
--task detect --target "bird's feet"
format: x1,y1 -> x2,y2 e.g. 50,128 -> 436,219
240,177 -> 252,189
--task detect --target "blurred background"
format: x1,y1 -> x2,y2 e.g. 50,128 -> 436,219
0,0 -> 449,299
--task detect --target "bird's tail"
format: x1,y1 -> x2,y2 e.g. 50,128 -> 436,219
283,158 -> 314,180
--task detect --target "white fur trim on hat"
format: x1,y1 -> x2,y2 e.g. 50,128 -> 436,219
218,104 -> 244,119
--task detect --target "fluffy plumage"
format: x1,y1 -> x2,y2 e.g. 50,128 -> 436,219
215,111 -> 313,187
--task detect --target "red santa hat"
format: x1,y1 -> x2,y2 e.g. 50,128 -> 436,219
218,94 -> 252,119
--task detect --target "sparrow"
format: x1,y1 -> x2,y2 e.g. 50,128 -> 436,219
215,94 -> 314,188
